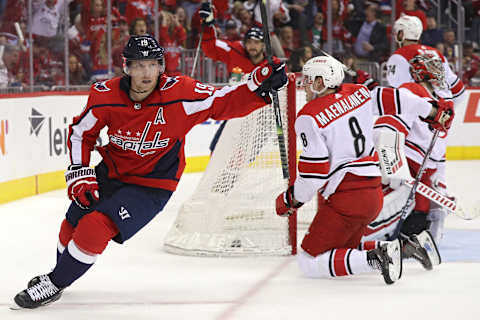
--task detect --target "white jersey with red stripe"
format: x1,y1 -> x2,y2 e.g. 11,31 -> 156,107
386,44 -> 465,104
293,83 -> 381,202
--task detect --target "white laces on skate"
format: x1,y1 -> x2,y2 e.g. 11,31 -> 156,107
26,276 -> 59,302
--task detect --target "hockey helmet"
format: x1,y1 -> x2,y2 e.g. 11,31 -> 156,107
302,56 -> 345,95
393,15 -> 423,45
409,53 -> 446,89
122,34 -> 165,74
244,27 -> 264,42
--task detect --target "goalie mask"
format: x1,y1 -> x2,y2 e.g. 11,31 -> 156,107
409,54 -> 446,89
122,34 -> 165,75
393,15 -> 423,46
302,56 -> 344,96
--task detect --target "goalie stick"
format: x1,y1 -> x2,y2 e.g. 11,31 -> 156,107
404,180 -> 480,220
389,130 -> 440,240
259,0 -> 289,180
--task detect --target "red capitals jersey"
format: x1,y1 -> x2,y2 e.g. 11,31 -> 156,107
201,26 -> 271,73
386,44 -> 465,103
293,84 -> 381,201
67,75 -> 267,191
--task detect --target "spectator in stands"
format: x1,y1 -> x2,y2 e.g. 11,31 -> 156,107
287,45 -> 313,72
0,44 -> 21,87
30,0 -> 68,39
112,17 -> 130,75
158,10 -> 187,76
125,0 -> 153,26
68,14 -> 93,80
243,0 -> 290,58
175,6 -> 190,47
68,54 -> 89,85
0,0 -> 26,36
90,30 -> 109,81
237,7 -> 253,36
421,15 -> 443,47
284,0 -> 309,47
309,12 -> 324,53
442,29 -> 457,64
279,26 -> 295,59
471,0 -> 480,47
396,0 -> 427,30
462,41 -> 480,86
32,41 -> 64,87
183,0 -> 202,23
130,18 -> 148,36
81,0 -> 121,43
223,20 -> 241,41
323,0 -> 354,57
351,3 -> 388,62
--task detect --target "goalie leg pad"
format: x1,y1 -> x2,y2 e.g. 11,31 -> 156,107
72,211 -> 119,254
363,184 -> 412,241
427,208 -> 447,245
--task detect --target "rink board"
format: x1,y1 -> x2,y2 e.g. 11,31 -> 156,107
1,89 -> 480,203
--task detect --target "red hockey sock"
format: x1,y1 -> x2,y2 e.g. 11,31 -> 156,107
72,211 -> 119,254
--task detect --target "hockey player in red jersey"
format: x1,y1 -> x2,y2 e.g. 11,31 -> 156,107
199,2 -> 273,74
12,34 -> 288,309
385,15 -> 464,244
275,56 -> 453,284
198,2 -> 280,153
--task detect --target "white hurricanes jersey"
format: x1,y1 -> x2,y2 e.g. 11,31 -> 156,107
293,84 -> 381,202
386,44 -> 465,104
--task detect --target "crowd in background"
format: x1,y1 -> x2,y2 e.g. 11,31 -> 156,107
0,0 -> 479,89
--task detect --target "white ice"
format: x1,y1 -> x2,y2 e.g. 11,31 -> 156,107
1,161 -> 479,320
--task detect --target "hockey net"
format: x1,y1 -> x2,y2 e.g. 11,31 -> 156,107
163,74 -> 316,256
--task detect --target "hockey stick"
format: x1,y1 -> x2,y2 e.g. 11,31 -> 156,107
190,24 -> 204,78
259,0 -> 289,179
403,180 -> 480,220
389,130 -> 440,240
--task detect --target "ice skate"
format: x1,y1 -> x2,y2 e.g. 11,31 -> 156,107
401,230 -> 441,270
367,239 -> 403,284
13,274 -> 63,309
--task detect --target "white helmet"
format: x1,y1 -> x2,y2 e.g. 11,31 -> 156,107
393,15 -> 423,45
302,56 -> 344,95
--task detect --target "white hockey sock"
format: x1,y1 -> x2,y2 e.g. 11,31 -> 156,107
297,248 -> 374,278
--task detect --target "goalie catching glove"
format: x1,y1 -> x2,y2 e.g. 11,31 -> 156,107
276,186 -> 304,217
247,61 -> 288,103
65,165 -> 100,209
424,98 -> 454,133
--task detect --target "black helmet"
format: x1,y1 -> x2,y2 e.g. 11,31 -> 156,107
122,35 -> 165,74
244,27 -> 264,42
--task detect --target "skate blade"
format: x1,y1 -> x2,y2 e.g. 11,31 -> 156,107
9,303 -> 23,310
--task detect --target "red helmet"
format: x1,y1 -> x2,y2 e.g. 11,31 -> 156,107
409,53 -> 445,89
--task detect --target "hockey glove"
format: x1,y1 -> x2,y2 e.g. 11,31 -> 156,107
65,165 -> 100,210
426,98 -> 454,132
353,69 -> 379,91
275,186 -> 304,217
198,2 -> 215,26
247,62 -> 288,103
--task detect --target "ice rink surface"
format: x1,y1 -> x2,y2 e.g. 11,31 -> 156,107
1,160 -> 479,320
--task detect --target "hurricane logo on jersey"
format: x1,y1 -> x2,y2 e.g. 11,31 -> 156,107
93,81 -> 111,92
